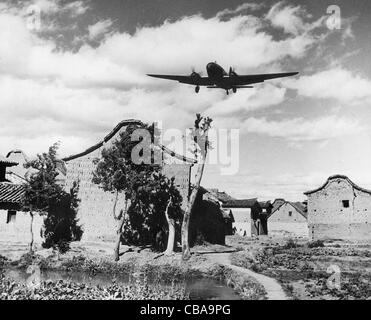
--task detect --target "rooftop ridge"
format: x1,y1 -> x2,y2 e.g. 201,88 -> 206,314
304,174 -> 371,196
62,119 -> 197,164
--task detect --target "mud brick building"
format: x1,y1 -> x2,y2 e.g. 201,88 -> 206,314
268,199 -> 308,238
0,155 -> 43,244
221,198 -> 268,237
304,175 -> 371,241
61,119 -> 196,242
269,200 -> 307,223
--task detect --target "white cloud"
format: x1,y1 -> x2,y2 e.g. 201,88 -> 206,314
88,19 -> 113,40
266,1 -> 326,36
216,2 -> 264,18
0,0 -> 362,163
206,84 -> 286,116
26,0 -> 89,16
285,68 -> 371,103
266,2 -> 307,35
242,115 -> 363,141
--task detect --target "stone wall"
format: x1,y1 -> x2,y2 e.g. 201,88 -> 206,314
306,177 -> 371,241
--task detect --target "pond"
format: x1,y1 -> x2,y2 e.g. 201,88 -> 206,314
4,268 -> 241,300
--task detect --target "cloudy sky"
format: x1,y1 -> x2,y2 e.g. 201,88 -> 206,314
1,0 -> 371,201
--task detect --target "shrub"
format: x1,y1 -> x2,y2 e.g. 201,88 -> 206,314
308,240 -> 325,248
283,238 -> 299,249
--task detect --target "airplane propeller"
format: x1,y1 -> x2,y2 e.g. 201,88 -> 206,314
229,66 -> 238,76
190,67 -> 202,78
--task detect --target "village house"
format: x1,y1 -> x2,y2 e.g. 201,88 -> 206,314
190,187 -> 234,245
219,197 -> 268,237
0,155 -> 43,244
0,121 -> 232,247
268,199 -> 308,238
304,175 -> 371,241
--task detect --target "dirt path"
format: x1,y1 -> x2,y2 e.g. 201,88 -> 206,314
206,252 -> 289,300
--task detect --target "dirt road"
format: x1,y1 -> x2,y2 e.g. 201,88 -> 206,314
207,252 -> 289,300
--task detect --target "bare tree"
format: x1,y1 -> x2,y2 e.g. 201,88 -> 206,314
181,114 -> 212,260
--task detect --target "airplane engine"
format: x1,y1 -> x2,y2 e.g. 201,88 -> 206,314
229,67 -> 238,77
190,71 -> 201,81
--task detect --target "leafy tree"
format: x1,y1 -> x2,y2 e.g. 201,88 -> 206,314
181,114 -> 212,260
42,181 -> 83,253
93,123 -> 156,260
93,123 -> 183,260
22,143 -> 82,253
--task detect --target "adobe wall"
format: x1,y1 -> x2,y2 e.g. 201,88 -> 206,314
63,125 -> 192,242
269,202 -> 307,223
0,210 -> 43,244
269,222 -> 309,238
307,178 -> 371,241
226,208 -> 251,236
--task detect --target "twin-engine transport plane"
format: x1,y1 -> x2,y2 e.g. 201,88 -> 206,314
147,62 -> 298,94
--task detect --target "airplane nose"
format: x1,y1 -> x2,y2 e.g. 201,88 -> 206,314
206,62 -> 215,70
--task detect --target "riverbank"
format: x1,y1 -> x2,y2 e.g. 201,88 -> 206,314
0,240 -> 267,300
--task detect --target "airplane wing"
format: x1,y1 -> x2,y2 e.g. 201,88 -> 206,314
147,74 -> 214,86
232,72 -> 298,85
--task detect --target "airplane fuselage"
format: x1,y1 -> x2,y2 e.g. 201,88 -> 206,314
206,62 -> 231,89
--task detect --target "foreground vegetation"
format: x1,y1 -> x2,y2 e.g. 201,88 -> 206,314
0,253 -> 189,300
0,248 -> 267,300
230,238 -> 371,300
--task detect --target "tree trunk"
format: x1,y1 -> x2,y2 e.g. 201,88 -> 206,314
181,122 -> 210,261
164,201 -> 175,255
114,216 -> 125,261
29,211 -> 34,253
112,193 -> 129,262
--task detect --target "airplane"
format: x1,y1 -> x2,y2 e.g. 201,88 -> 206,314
147,62 -> 298,94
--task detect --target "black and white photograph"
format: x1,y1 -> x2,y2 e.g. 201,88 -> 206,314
0,0 -> 370,309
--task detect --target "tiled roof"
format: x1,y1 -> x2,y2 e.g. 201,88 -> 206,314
0,156 -> 18,167
223,198 -> 258,208
0,182 -> 25,204
211,190 -> 236,203
259,201 -> 272,209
